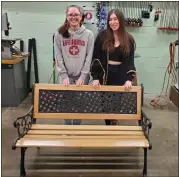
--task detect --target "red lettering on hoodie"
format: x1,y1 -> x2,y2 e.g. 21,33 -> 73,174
63,39 -> 85,47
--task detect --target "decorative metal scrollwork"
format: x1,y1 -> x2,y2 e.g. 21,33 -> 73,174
141,108 -> 152,149
13,106 -> 34,137
38,89 -> 137,114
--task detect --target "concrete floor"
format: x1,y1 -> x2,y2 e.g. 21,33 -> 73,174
2,94 -> 178,177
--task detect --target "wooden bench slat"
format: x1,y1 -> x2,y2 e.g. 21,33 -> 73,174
34,84 -> 142,92
34,113 -> 141,120
24,135 -> 146,139
27,130 -> 144,136
16,138 -> 149,148
31,124 -> 143,131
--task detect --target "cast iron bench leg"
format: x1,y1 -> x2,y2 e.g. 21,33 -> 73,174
20,147 -> 27,177
143,148 -> 148,177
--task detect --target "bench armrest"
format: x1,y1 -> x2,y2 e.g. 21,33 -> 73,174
13,105 -> 34,136
12,106 -> 34,150
142,108 -> 152,128
141,108 -> 152,149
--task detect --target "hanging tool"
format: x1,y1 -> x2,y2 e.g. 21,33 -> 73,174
142,3 -> 150,18
126,1 -> 128,19
159,2 -> 164,28
123,1 -> 126,17
172,2 -> 175,30
119,1 -> 122,13
129,1 -> 131,19
141,2 -> 144,13
136,2 -> 138,18
137,2 -> 141,25
114,1 -> 117,9
131,1 -> 133,18
150,40 -> 179,109
131,2 -> 134,25
154,8 -> 159,21
139,2 -> 142,18
130,1 -> 132,18
131,1 -> 134,26
134,2 -> 143,27
127,2 -> 131,25
169,2 -> 173,31
158,2 -> 166,31
158,1 -> 179,31
127,1 -> 129,18
133,1 -> 136,20
148,2 -> 153,12
164,2 -> 167,29
172,2 -> 178,31
124,1 -> 143,27
133,1 -> 136,19
137,2 -> 139,18
141,2 -> 145,18
137,2 -> 140,18
167,2 -> 170,30
128,1 -> 130,19
139,2 -> 141,18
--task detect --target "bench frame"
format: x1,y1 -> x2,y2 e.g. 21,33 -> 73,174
12,84 -> 152,177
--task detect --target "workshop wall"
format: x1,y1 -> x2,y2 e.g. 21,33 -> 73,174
2,1 -> 178,94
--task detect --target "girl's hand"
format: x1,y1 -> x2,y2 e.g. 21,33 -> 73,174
92,80 -> 100,88
63,78 -> 70,86
124,80 -> 132,91
76,79 -> 84,86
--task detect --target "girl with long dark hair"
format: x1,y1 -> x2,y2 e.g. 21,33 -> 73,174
91,9 -> 136,125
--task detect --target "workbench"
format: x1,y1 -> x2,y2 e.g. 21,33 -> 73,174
2,55 -> 28,107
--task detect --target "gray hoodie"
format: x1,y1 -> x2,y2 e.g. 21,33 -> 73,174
54,25 -> 94,81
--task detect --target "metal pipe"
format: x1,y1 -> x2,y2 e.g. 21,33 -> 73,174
160,2 -> 164,28
163,2 -> 167,29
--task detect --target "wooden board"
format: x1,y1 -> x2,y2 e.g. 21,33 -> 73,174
1,57 -> 25,64
24,135 -> 146,139
34,113 -> 141,120
1,53 -> 29,64
27,130 -> 144,136
16,138 -> 149,148
34,83 -> 141,92
28,125 -> 144,136
31,124 -> 143,131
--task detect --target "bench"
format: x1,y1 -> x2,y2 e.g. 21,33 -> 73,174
12,83 -> 152,177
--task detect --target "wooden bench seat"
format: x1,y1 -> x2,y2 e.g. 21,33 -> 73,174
16,125 -> 149,148
12,83 -> 152,177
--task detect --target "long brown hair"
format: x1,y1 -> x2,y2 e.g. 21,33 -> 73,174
103,9 -> 135,56
58,5 -> 84,38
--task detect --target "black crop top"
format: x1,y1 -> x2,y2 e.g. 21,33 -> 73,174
109,45 -> 124,62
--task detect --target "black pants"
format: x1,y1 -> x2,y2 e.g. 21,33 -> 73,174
105,64 -> 126,125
